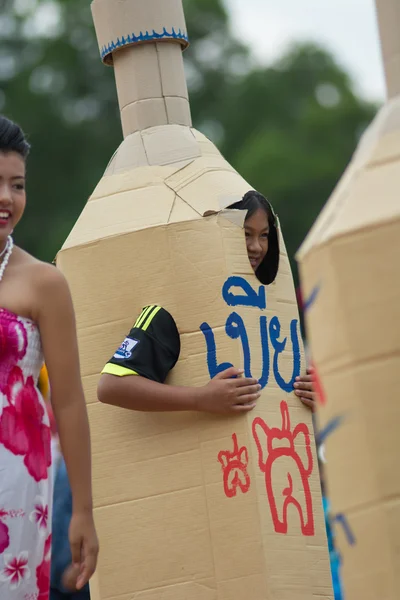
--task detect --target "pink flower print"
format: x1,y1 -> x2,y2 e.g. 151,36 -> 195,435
0,367 -> 51,482
0,521 -> 9,555
30,499 -> 48,531
0,552 -> 31,589
36,535 -> 51,600
0,510 -> 9,555
0,315 -> 28,393
43,534 -> 51,560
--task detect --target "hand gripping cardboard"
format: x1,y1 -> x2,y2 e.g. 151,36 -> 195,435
57,1 -> 332,598
297,1 -> 400,598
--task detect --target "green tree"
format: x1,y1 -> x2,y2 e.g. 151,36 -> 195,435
220,44 -> 377,268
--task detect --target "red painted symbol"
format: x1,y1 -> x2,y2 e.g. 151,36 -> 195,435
252,400 -> 315,536
310,361 -> 326,405
218,433 -> 251,498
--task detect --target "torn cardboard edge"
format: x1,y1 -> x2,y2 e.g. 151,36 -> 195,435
57,210 -> 249,257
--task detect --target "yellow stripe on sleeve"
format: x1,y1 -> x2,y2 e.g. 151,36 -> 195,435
142,305 -> 162,330
134,305 -> 155,328
101,363 -> 139,377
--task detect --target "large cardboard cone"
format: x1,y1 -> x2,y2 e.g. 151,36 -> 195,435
296,2 -> 400,598
57,1 -> 332,598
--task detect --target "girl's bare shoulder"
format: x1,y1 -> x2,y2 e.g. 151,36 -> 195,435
14,248 -> 68,291
1,248 -> 70,322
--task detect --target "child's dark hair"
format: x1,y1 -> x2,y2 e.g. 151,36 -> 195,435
228,190 -> 279,285
0,115 -> 30,159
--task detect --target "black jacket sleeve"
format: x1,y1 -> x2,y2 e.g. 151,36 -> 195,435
101,305 -> 180,384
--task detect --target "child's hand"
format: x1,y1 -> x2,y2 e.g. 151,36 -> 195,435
69,510 -> 99,590
293,368 -> 316,412
197,367 -> 261,414
62,563 -> 80,591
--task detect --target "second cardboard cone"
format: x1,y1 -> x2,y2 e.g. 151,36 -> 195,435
297,1 -> 400,598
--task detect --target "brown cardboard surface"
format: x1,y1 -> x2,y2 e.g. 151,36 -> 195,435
91,0 -> 189,65
59,218 -> 331,599
297,13 -> 400,596
57,0 -> 332,598
375,0 -> 400,99
92,0 -> 191,136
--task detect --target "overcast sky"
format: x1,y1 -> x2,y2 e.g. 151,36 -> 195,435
227,0 -> 386,102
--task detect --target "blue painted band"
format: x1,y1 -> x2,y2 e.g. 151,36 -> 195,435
303,284 -> 320,312
100,27 -> 189,61
316,415 -> 344,446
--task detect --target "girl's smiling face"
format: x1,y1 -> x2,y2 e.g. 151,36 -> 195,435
0,151 -> 26,245
244,207 -> 270,272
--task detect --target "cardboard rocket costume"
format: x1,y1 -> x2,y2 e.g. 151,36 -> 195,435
57,1 -> 332,598
297,1 -> 400,598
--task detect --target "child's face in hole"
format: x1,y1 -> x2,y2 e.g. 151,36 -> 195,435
244,207 -> 269,272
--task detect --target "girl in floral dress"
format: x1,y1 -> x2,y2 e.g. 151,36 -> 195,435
0,115 -> 98,599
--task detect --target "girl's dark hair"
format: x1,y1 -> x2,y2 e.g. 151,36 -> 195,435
0,115 -> 30,159
228,190 -> 279,285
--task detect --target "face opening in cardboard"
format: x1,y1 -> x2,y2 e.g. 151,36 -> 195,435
227,191 -> 280,286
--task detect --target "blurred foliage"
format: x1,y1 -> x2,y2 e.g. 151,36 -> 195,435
0,0 -> 377,277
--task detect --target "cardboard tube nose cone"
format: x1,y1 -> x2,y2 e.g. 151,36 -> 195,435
113,42 -> 192,137
91,0 -> 189,65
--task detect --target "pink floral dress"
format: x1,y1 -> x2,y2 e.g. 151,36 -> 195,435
0,308 -> 52,600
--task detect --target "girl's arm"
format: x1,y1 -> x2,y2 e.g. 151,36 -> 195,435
33,263 -> 98,590
98,368 -> 262,414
